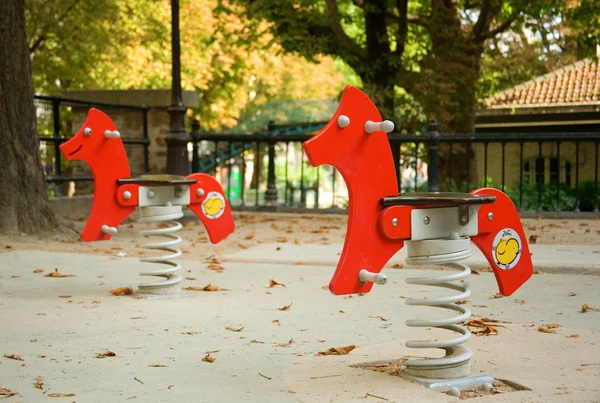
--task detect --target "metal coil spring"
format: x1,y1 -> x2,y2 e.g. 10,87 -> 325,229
138,205 -> 184,295
403,235 -> 473,379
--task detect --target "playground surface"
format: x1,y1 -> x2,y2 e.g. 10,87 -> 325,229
1,212 -> 600,402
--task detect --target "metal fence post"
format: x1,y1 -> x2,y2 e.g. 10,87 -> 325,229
190,119 -> 201,173
427,119 -> 440,192
142,105 -> 150,173
265,120 -> 278,205
51,96 -> 62,180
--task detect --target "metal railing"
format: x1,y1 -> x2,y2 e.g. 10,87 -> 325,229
190,119 -> 600,214
35,95 -> 149,188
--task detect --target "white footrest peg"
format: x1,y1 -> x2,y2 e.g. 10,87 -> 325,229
101,225 -> 118,235
359,269 -> 388,285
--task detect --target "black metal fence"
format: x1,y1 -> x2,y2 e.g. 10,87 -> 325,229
190,119 -> 600,214
35,95 -> 149,194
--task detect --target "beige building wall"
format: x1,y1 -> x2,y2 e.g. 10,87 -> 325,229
473,141 -> 597,189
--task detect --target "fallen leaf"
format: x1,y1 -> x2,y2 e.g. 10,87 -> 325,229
390,264 -> 404,269
380,323 -> 392,329
514,298 -> 526,305
44,268 -> 74,278
568,292 -> 577,297
58,295 -> 71,298
582,303 -> 599,313
109,286 -> 133,296
4,353 -> 23,361
244,233 -> 255,240
278,303 -> 292,311
95,351 -> 116,358
149,364 -> 168,367
184,284 -> 226,292
11,275 -> 21,278
202,353 -> 215,363
272,320 -> 280,325
185,277 -> 196,281
206,263 -> 224,271
34,375 -> 44,389
238,243 -> 249,249
168,385 -> 174,389
0,388 -> 17,398
489,293 -> 504,299
456,300 -> 469,305
48,392 -> 76,397
269,279 -> 286,288
567,334 -> 581,338
33,269 -> 44,273
538,323 -> 561,333
464,319 -> 499,336
316,345 -> 356,356
225,326 -> 244,332
529,234 -> 539,244
249,339 -> 265,344
30,338 -> 37,342
353,358 -> 406,376
368,315 -> 388,321
276,339 -> 294,347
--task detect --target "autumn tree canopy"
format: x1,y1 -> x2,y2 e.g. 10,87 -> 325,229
228,0 -> 594,132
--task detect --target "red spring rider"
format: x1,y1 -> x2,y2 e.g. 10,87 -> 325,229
302,86 -> 533,395
60,108 -> 235,295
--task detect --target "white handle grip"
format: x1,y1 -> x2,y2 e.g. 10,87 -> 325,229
359,269 -> 388,285
104,130 -> 121,139
365,120 -> 394,134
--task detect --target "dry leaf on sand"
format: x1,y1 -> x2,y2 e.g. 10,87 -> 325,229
225,326 -> 244,332
48,392 -> 76,397
149,364 -> 168,367
95,351 -> 116,358
34,376 -> 44,389
44,269 -> 74,278
276,339 -> 294,347
391,264 -> 404,269
568,292 -> 577,297
184,284 -> 226,292
0,388 -> 17,398
489,293 -> 504,299
316,345 -> 356,356
464,319 -> 499,336
278,303 -> 292,311
109,286 -> 132,296
202,353 -> 215,363
269,279 -> 286,288
538,323 -> 561,333
4,353 -> 23,361
33,269 -> 44,273
582,304 -> 599,313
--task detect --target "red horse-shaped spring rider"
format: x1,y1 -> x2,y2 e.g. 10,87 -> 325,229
303,86 -> 533,394
60,108 -> 235,294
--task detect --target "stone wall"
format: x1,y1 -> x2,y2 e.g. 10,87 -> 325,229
63,89 -> 198,195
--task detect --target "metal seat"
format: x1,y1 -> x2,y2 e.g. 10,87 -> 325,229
381,192 -> 496,208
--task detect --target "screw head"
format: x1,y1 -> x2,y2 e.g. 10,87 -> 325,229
123,191 -> 131,200
196,188 -> 205,197
147,190 -> 155,199
487,212 -> 494,221
391,218 -> 398,227
423,216 -> 430,225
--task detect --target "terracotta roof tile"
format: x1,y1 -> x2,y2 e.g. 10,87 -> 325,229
484,58 -> 600,108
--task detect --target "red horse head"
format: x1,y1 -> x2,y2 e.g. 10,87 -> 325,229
303,86 -> 402,295
60,108 -> 130,181
60,108 -> 133,241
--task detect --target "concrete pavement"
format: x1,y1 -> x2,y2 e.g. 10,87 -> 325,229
1,250 -> 599,402
222,243 -> 600,275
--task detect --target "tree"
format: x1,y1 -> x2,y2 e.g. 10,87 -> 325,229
230,0 -> 568,133
0,0 -> 58,234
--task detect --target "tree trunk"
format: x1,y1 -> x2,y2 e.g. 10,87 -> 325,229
0,0 -> 58,234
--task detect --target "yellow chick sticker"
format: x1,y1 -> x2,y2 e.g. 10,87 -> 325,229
201,191 -> 225,219
492,229 -> 522,270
